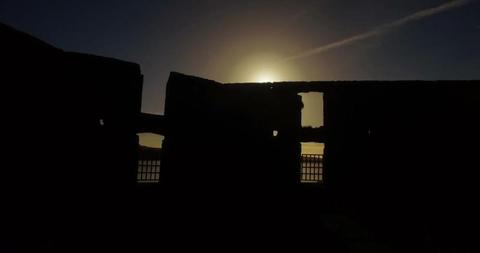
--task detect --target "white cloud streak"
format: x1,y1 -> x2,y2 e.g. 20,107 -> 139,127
283,0 -> 476,62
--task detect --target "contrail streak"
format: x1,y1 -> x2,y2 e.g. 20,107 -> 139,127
283,0 -> 476,62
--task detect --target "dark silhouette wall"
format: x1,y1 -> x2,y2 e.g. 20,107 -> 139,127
161,73 -> 302,193
155,72 -> 480,252
2,23 -> 143,250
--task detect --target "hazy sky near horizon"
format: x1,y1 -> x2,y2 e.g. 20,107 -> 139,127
1,0 -> 479,117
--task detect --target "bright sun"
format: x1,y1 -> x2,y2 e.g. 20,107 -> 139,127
231,53 -> 302,83
253,70 -> 279,83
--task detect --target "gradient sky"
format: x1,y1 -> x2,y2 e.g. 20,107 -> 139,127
1,0 -> 479,117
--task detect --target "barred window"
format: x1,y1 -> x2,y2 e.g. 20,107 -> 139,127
301,142 -> 324,184
137,160 -> 160,183
137,133 -> 163,184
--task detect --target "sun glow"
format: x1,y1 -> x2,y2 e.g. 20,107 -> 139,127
253,70 -> 279,83
228,53 -> 302,83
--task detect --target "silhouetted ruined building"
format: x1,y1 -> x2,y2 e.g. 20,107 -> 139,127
153,72 -> 480,251
2,23 -> 143,250
158,73 -> 480,196
2,23 -> 143,194
4,22 -> 480,251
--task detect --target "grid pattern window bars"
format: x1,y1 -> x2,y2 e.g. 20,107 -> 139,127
137,160 -> 160,183
301,154 -> 323,183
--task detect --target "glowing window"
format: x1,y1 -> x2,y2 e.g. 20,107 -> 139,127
300,142 -> 324,184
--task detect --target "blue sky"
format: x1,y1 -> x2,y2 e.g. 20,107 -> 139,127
1,0 -> 479,115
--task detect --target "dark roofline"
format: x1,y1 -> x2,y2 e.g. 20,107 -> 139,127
1,22 -> 141,71
169,72 -> 479,92
1,22 -> 59,51
66,51 -> 141,72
